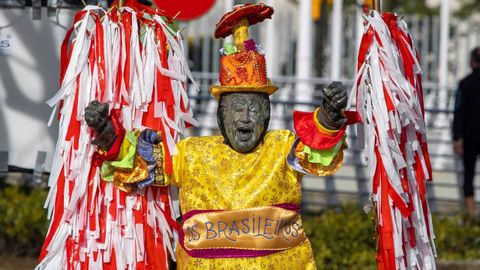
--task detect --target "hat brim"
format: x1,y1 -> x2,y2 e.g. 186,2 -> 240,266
209,84 -> 278,100
214,3 -> 274,39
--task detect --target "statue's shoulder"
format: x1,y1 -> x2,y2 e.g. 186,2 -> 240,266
177,135 -> 224,148
264,129 -> 295,143
266,129 -> 294,136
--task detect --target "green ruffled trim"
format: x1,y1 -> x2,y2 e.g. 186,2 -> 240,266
101,130 -> 139,182
224,43 -> 238,55
304,135 -> 346,166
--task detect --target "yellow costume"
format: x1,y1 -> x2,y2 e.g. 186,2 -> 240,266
102,113 -> 352,269
167,4 -> 354,268
170,130 -> 317,269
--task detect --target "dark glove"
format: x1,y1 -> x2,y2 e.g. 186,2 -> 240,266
85,101 -> 117,150
318,81 -> 348,129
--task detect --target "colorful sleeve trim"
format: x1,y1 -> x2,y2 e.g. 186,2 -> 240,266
293,109 -> 361,150
287,138 -> 345,177
293,110 -> 345,150
303,135 -> 346,166
100,129 -> 168,192
312,107 -> 343,136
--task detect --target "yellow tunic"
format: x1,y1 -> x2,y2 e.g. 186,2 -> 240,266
169,130 -> 316,269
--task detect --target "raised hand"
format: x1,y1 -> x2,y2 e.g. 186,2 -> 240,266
85,101 -> 109,132
318,81 -> 348,129
85,101 -> 116,150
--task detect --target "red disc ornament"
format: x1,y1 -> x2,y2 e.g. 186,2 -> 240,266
152,0 -> 216,21
214,3 -> 273,38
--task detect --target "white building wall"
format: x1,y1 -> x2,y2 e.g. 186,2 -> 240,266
0,8 -> 76,169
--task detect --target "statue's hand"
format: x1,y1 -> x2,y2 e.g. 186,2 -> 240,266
85,101 -> 109,133
318,81 -> 348,129
85,101 -> 116,150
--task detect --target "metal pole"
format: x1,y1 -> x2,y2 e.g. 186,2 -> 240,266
372,0 -> 381,12
438,0 -> 450,97
330,0 -> 343,81
355,1 -> 364,77
223,0 -> 235,45
439,0 -> 450,97
433,0 -> 451,168
265,0 -> 278,77
295,0 -> 314,111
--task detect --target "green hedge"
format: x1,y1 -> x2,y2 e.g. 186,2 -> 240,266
0,186 -> 48,257
303,205 -> 377,270
303,204 -> 480,269
434,214 -> 480,260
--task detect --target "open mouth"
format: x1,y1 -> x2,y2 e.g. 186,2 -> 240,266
236,127 -> 253,140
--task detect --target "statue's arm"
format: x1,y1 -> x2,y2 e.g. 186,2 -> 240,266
86,101 -> 171,191
288,82 -> 360,176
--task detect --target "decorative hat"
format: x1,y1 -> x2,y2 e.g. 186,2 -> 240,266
209,3 -> 278,99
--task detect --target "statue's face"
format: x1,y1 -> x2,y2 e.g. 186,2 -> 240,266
218,92 -> 270,153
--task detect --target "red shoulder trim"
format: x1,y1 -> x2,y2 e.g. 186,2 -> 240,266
293,110 -> 361,150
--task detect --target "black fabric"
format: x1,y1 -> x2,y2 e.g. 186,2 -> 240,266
452,68 -> 480,142
463,140 -> 480,197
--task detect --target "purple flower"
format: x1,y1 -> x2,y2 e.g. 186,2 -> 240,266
244,39 -> 257,52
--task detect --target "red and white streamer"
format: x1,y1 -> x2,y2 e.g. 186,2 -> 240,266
352,11 -> 436,270
38,5 -> 197,270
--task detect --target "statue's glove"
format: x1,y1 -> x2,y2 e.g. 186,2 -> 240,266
85,101 -> 116,150
318,81 -> 348,130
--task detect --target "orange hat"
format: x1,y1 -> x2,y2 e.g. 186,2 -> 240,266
209,3 -> 278,99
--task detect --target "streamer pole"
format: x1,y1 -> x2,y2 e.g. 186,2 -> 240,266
118,0 -> 124,20
372,0 -> 381,12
